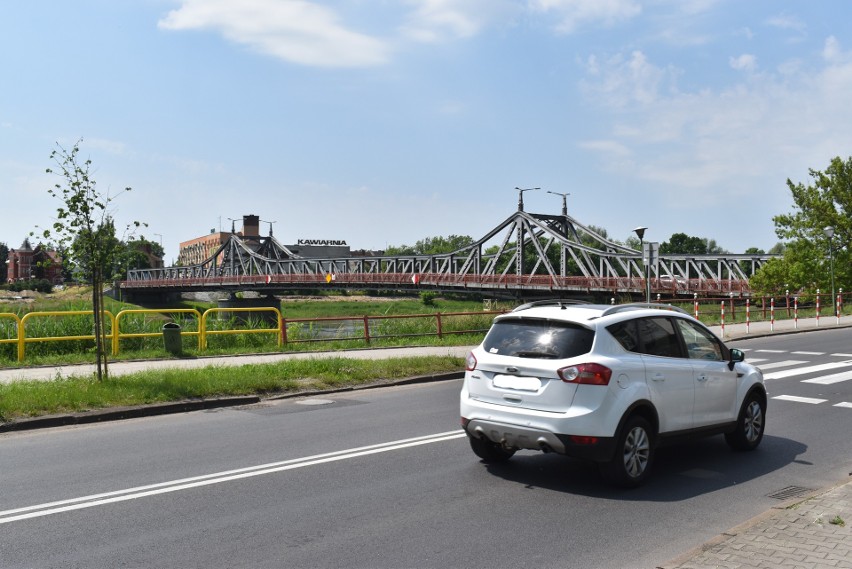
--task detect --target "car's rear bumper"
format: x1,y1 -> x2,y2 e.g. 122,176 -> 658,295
463,417 -> 616,462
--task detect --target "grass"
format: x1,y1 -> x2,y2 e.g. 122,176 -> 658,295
0,355 -> 465,422
0,290 -> 483,423
0,290 -> 504,366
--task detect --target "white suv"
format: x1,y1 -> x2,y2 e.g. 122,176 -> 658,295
460,301 -> 766,487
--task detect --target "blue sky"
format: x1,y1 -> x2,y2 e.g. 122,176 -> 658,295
3,0 -> 852,263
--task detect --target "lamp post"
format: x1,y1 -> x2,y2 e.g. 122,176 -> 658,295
515,187 -> 539,212
634,226 -> 649,303
825,226 -> 836,316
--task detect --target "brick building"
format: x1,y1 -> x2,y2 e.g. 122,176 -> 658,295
177,215 -> 261,266
6,238 -> 63,283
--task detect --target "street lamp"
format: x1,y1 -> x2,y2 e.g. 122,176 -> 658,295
546,191 -> 570,216
633,226 -> 649,302
825,226 -> 836,316
515,187 -> 540,212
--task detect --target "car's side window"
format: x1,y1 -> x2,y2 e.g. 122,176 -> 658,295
675,319 -> 725,361
607,319 -> 640,352
635,317 -> 684,358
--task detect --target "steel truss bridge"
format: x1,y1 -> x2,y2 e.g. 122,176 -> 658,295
123,205 -> 771,299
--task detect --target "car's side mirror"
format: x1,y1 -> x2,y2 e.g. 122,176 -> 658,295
728,348 -> 745,370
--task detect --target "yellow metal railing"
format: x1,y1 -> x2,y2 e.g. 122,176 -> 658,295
0,307 -> 494,363
0,313 -> 23,362
17,310 -> 116,363
200,307 -> 282,350
114,309 -> 202,354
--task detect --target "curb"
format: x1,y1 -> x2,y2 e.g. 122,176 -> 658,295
0,371 -> 465,433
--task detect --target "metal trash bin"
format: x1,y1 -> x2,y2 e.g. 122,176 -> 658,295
162,322 -> 182,355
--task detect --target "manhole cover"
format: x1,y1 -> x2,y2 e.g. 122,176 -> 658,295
767,486 -> 814,500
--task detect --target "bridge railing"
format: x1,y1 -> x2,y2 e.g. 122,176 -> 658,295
120,272 -> 752,295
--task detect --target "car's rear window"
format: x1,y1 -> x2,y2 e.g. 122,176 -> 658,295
482,318 -> 594,359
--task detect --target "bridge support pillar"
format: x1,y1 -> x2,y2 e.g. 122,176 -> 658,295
217,294 -> 281,324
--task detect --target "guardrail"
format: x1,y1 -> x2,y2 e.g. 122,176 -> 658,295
0,307 -> 503,363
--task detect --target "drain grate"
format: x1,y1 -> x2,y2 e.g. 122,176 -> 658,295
766,486 -> 814,500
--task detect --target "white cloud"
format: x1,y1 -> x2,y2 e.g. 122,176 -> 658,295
766,12 -> 806,33
729,54 -> 757,73
578,47 -> 852,207
581,51 -> 676,107
158,0 -> 390,68
401,0 -> 514,42
766,11 -> 807,44
529,0 -> 641,34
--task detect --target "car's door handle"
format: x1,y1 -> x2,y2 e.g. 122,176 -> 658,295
696,374 -> 708,382
651,373 -> 665,382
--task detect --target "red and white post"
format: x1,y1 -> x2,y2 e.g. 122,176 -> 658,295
770,297 -> 775,332
746,299 -> 750,334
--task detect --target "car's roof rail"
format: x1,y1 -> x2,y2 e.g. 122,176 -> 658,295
511,299 -> 589,312
599,303 -> 689,317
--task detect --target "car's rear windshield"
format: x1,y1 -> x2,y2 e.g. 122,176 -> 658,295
482,318 -> 594,359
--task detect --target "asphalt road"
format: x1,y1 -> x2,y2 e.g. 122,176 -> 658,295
1,329 -> 851,568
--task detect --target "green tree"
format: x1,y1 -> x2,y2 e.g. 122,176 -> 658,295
660,233 -> 708,255
752,156 -> 851,295
386,234 -> 474,256
40,140 -> 144,381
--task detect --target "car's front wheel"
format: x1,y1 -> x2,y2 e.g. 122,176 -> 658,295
725,391 -> 766,451
600,415 -> 655,488
468,435 -> 515,463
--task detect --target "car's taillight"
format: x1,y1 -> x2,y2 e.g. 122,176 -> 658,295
465,351 -> 477,371
558,363 -> 612,385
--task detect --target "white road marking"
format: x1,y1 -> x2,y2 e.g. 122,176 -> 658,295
832,353 -> 852,357
0,430 -> 467,525
772,395 -> 827,404
756,360 -> 808,370
755,349 -> 786,353
763,361 -> 852,380
835,402 -> 852,408
791,351 -> 824,356
803,370 -> 852,385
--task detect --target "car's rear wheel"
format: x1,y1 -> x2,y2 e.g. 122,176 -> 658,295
725,392 -> 766,451
468,435 -> 515,463
600,415 -> 654,488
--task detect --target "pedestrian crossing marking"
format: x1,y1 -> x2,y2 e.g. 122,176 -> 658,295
791,351 -> 824,355
832,353 -> 852,357
835,402 -> 852,408
803,370 -> 852,385
772,395 -> 827,404
764,361 -> 852,380
755,349 -> 785,353
757,360 -> 808,370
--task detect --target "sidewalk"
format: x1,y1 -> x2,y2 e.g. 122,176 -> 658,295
661,478 -> 852,568
0,345 -> 473,384
2,317 -> 852,569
